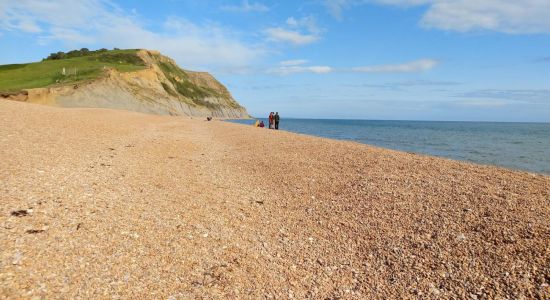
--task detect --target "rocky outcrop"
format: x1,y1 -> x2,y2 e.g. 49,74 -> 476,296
1,50 -> 249,118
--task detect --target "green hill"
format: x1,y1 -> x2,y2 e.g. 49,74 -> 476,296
0,49 -> 249,118
0,49 -> 146,92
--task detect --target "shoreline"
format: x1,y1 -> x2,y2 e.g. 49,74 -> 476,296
225,118 -> 550,176
226,117 -> 550,124
1,101 -> 549,298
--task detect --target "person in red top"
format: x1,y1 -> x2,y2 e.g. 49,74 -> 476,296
268,112 -> 274,129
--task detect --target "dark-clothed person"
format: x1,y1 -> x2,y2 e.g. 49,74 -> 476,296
274,112 -> 280,130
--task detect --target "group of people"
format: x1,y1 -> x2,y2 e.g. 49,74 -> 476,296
255,112 -> 280,129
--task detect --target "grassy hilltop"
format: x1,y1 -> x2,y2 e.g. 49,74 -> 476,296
0,49 -> 146,92
0,48 -> 248,117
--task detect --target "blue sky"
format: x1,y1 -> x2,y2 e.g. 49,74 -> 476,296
1,0 -> 549,122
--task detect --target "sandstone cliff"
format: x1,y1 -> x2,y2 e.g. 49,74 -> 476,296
0,50 -> 249,118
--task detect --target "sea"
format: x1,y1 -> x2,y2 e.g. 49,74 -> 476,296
228,119 -> 550,175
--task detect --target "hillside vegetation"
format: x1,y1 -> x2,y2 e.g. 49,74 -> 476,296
0,49 -> 248,118
0,49 -> 146,92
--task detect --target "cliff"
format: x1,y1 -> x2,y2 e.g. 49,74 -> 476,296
0,49 -> 249,118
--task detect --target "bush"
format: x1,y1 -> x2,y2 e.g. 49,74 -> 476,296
46,51 -> 66,60
43,48 -> 125,61
95,53 -> 145,66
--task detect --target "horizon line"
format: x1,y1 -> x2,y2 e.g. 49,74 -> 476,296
243,117 -> 550,124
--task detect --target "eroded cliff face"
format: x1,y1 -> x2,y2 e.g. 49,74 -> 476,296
1,50 -> 249,118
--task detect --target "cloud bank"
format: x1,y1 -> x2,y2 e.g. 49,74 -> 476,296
352,59 -> 438,73
324,0 -> 550,34
0,0 -> 265,70
265,16 -> 323,45
268,58 -> 438,74
220,1 -> 269,13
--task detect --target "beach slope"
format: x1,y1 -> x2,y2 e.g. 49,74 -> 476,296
1,100 -> 548,299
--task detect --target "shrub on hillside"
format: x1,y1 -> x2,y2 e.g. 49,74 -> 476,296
44,48 -> 122,61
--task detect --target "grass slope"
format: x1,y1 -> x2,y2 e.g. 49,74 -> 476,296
157,60 -> 222,108
155,57 -> 241,109
0,50 -> 145,92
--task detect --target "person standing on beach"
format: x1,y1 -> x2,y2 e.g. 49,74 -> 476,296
268,112 -> 274,129
274,112 -> 280,130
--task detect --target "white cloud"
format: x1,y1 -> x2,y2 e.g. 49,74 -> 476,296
374,0 -> 431,6
267,65 -> 332,75
393,79 -> 460,86
280,59 -> 308,66
220,0 -> 269,13
0,0 -> 117,30
268,58 -> 438,75
13,19 -> 42,33
285,17 -> 298,27
265,16 -> 322,45
0,0 -> 266,70
285,16 -> 322,34
420,0 -> 550,34
265,28 -> 320,45
323,0 -> 354,19
47,27 -> 94,44
352,59 -> 438,73
323,0 -> 431,20
326,0 -> 550,34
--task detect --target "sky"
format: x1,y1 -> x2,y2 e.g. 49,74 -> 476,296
1,0 -> 549,122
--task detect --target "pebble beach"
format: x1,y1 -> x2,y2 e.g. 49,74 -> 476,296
1,100 -> 549,299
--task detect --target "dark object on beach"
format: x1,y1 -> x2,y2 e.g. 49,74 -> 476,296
274,112 -> 280,130
206,116 -> 212,121
11,210 -> 28,217
26,229 -> 45,234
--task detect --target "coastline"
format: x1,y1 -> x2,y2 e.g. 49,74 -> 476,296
226,118 -> 550,175
1,101 -> 549,298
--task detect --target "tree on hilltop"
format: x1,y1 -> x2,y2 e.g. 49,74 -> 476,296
43,48 -> 119,61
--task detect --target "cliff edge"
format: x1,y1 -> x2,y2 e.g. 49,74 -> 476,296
0,49 -> 249,118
